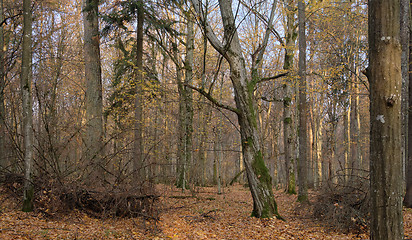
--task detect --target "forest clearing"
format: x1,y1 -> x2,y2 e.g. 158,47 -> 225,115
1,183 -> 412,239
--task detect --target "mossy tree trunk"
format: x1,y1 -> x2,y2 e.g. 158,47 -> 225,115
369,0 -> 404,238
191,0 -> 282,219
282,0 -> 298,194
21,0 -> 34,212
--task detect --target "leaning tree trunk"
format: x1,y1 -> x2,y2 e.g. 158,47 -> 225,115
21,0 -> 34,212
369,0 -> 404,238
191,0 -> 281,219
83,0 -> 104,182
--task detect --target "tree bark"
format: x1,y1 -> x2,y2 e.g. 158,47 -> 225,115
283,0 -> 298,194
176,15 -> 194,189
21,0 -> 34,212
297,0 -> 308,202
0,0 -> 5,170
369,0 -> 404,238
133,0 -> 145,180
400,0 -> 410,191
83,0 -> 104,182
402,0 -> 412,207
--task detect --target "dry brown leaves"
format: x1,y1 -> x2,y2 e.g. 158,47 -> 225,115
1,184 -> 412,239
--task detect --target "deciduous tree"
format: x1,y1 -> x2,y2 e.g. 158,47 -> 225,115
369,0 -> 404,238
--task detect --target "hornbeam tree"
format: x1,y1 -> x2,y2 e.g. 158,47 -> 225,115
190,0 -> 284,218
21,0 -> 34,212
368,0 -> 404,238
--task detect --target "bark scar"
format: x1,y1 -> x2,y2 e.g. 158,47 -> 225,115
386,95 -> 395,107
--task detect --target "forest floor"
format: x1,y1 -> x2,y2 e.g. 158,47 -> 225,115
1,183 -> 412,239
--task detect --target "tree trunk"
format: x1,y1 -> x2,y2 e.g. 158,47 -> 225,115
297,0 -> 308,202
402,0 -> 412,207
191,0 -> 282,219
283,0 -> 298,194
314,112 -> 323,188
83,0 -> 104,182
400,0 -> 410,191
344,98 -> 351,182
369,0 -> 404,238
350,74 -> 362,173
21,0 -> 34,212
133,0 -> 145,181
176,16 -> 194,189
0,0 -> 5,170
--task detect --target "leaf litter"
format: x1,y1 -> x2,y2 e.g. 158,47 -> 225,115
1,184 -> 411,239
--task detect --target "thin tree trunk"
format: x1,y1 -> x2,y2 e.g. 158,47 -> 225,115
315,112 -> 323,188
21,0 -> 34,212
344,98 -> 351,182
0,0 -> 5,170
307,104 -> 314,188
184,16 -> 194,188
176,16 -> 194,189
297,0 -> 308,202
400,0 -> 409,190
133,0 -> 145,180
369,0 -> 404,238
350,72 -> 361,175
217,75 -> 224,194
83,0 -> 104,182
283,0 -> 297,194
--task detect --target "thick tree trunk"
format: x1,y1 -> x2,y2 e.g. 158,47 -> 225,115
297,0 -> 308,202
83,0 -> 104,182
133,0 -> 145,180
369,0 -> 404,238
403,0 -> 412,207
21,0 -> 34,212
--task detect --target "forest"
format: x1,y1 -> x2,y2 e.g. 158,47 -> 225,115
0,0 -> 409,239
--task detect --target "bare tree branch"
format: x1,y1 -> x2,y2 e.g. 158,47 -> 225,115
184,83 -> 240,114
191,0 -> 225,55
257,72 -> 289,84
239,0 -> 284,46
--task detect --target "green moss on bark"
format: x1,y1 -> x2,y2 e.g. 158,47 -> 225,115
22,186 -> 34,212
297,195 -> 308,202
283,97 -> 291,107
252,150 -> 272,185
287,173 -> 296,194
284,117 -> 292,124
